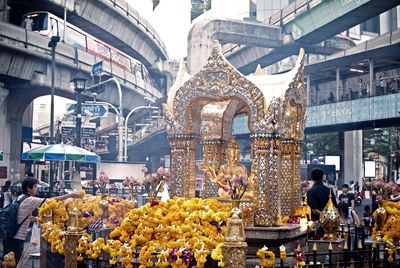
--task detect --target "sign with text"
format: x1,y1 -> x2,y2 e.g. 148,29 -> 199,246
67,103 -> 108,117
92,61 -> 103,76
306,93 -> 400,128
61,122 -> 96,152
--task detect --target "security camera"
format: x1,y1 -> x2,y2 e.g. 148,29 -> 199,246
144,96 -> 156,104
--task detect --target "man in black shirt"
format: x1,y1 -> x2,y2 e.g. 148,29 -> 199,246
338,183 -> 355,210
307,168 -> 337,221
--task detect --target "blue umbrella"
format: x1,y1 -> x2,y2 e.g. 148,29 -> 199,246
21,143 -> 100,163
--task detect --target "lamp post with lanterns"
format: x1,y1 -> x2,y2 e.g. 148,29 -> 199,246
71,74 -> 87,148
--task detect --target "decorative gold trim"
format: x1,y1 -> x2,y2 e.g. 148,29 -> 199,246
164,41 -> 306,227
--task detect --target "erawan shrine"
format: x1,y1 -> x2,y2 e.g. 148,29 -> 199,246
2,42 -> 400,268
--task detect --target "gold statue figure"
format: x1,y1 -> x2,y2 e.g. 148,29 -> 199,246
201,138 -> 254,199
373,200 -> 387,241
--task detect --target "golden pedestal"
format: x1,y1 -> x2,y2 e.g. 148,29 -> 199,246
222,210 -> 247,268
64,232 -> 82,268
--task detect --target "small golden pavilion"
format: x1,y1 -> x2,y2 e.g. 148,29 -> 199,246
164,41 -> 306,226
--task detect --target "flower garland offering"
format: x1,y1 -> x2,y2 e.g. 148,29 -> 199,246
279,244 -> 287,261
377,201 -> 400,242
40,196 -> 231,268
221,174 -> 250,200
293,245 -> 305,268
256,246 -> 275,267
109,197 -> 231,267
210,243 -> 224,267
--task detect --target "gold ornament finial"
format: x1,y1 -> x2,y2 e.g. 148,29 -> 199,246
319,188 -> 340,240
312,242 -> 317,252
357,240 -> 363,249
254,64 -> 263,75
343,239 -> 348,250
67,207 -> 81,233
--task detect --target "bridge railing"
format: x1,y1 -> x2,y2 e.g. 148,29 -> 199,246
309,78 -> 400,106
0,21 -> 162,100
126,118 -> 166,147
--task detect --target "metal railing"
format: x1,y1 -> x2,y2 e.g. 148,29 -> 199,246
308,79 -> 400,107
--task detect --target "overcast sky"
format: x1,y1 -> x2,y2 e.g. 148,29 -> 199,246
127,0 -> 249,59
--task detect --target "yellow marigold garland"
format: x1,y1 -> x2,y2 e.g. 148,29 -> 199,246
256,246 -> 275,267
40,196 -> 231,267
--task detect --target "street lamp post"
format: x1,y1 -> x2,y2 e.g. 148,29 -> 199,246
48,35 -> 60,192
48,36 -> 60,144
86,78 -> 124,161
71,75 -> 87,147
123,105 -> 158,161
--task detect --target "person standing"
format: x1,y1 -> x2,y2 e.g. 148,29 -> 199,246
338,183 -> 355,210
1,177 -> 83,265
1,180 -> 12,208
307,168 -> 337,221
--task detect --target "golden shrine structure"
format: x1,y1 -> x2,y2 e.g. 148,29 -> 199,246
164,41 -> 306,227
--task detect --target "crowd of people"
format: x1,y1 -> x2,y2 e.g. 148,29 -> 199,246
306,167 -> 400,240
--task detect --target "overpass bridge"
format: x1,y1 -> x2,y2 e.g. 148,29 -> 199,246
7,0 -> 168,69
123,28 -> 400,161
0,19 -> 165,180
223,0 -> 400,75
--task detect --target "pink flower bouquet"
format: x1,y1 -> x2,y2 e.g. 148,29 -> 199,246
143,166 -> 171,198
221,174 -> 250,200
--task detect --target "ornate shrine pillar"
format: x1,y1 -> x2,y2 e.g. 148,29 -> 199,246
251,133 -> 283,226
201,139 -> 226,198
168,134 -> 197,199
280,139 -> 302,216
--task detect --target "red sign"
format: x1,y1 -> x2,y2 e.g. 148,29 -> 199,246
0,166 -> 7,178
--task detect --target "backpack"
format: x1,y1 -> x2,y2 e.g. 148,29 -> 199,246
0,195 -> 30,240
0,191 -> 4,208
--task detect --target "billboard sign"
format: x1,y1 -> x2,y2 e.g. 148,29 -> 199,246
61,122 -> 96,152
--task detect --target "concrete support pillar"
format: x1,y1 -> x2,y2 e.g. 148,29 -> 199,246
338,131 -> 345,187
3,88 -> 33,182
336,68 -> 340,101
380,10 -> 392,34
306,73 -> 311,106
344,130 -> 363,187
0,0 -> 10,22
0,85 -> 10,180
369,59 -> 374,96
7,116 -> 24,182
397,6 -> 400,29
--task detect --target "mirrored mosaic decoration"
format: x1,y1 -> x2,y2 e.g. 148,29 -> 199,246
164,41 -> 306,226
